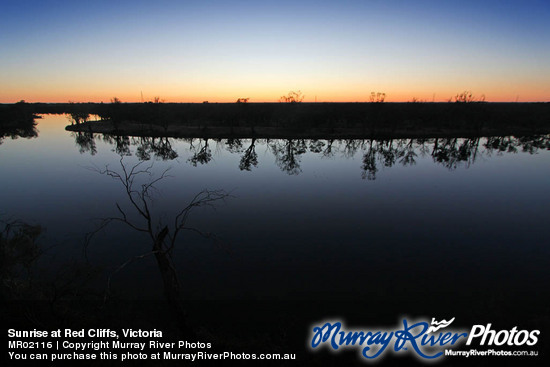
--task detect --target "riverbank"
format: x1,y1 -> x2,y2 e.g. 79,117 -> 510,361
65,118 -> 550,139
3,101 -> 550,139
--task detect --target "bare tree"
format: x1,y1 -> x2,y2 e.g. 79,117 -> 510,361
86,158 -> 230,336
369,92 -> 386,103
279,91 -> 304,103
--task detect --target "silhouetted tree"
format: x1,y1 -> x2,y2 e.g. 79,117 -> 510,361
68,112 -> 90,125
0,102 -> 38,145
87,159 -> 229,336
279,91 -> 304,103
67,102 -> 90,125
369,92 -> 386,103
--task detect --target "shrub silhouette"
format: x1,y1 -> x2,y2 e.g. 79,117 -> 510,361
452,91 -> 485,103
369,92 -> 386,103
279,91 -> 304,103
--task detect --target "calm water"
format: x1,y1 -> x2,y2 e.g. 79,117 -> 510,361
1,114 -> 549,304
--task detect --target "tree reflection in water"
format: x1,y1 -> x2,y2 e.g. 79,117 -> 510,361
239,138 -> 258,171
72,133 -> 550,178
188,138 -> 212,166
71,131 -> 97,155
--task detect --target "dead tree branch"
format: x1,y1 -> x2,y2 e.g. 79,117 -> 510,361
85,158 -> 230,336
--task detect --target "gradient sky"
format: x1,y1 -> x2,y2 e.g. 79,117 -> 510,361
1,0 -> 549,102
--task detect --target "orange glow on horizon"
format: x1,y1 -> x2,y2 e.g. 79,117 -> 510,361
1,83 -> 548,104
2,93 -> 548,104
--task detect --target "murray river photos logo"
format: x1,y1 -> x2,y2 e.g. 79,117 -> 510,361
309,317 -> 540,362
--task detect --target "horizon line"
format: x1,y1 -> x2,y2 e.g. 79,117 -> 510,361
2,100 -> 549,104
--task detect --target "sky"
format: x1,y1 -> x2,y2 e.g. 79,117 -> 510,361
1,0 -> 549,102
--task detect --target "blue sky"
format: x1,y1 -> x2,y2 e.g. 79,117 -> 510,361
1,0 -> 549,102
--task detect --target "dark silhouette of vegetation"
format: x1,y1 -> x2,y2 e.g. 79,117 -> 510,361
452,90 -> 486,103
369,92 -> 386,103
136,136 -> 178,161
1,217 -> 98,308
86,158 -> 230,336
239,138 -> 258,171
236,98 -> 250,103
67,102 -> 90,125
269,139 -> 307,175
188,138 -> 213,166
4,99 -> 546,135
0,101 -> 39,144
57,102 -> 550,139
225,138 -> 244,153
279,90 -> 304,103
72,131 -> 97,155
103,134 -> 132,157
1,218 -> 43,299
69,132 -> 550,177
409,97 -> 426,103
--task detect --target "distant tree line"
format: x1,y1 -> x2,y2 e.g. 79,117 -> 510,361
4,99 -> 550,135
0,101 -> 38,144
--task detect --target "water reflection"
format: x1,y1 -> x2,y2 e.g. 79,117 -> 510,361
0,103 -> 39,145
3,113 -> 549,350
188,138 -> 211,166
1,218 -> 43,299
239,138 -> 258,171
270,139 -> 307,175
72,134 -> 550,178
72,131 -> 97,155
1,215 -> 100,309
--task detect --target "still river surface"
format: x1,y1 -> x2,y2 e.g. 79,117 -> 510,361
1,114 -> 549,309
